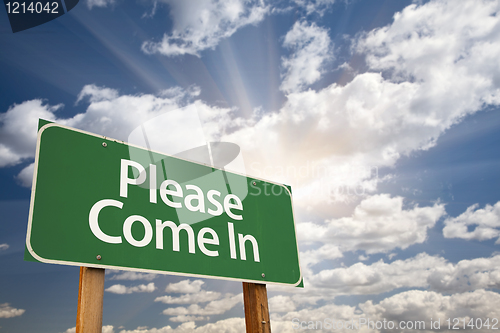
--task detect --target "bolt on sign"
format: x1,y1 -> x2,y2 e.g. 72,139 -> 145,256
25,121 -> 302,286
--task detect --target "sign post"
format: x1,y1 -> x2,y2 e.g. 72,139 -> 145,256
243,282 -> 271,333
76,267 -> 105,333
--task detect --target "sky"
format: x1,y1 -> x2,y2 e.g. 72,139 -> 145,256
1,0 -> 500,332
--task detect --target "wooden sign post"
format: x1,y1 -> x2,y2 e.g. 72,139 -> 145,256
76,267 -> 105,333
243,282 -> 271,333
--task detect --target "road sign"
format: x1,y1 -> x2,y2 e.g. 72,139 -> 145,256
26,121 -> 302,286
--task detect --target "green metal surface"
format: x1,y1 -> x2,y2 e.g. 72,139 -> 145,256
26,122 -> 302,286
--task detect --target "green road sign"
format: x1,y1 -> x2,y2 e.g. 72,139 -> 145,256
26,121 -> 302,286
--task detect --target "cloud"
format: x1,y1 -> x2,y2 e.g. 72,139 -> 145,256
268,295 -> 296,313
297,194 -> 445,254
118,318 -> 245,333
85,0 -> 115,10
306,253 -> 500,297
165,279 -> 205,294
155,291 -> 221,304
169,315 -> 208,323
272,289 -> 500,333
443,201 -> 500,243
0,244 -> 9,251
0,85 -> 233,186
0,100 -> 60,167
15,162 -> 34,188
108,271 -> 158,281
292,0 -> 336,16
0,303 -> 25,318
162,293 -> 243,318
141,0 -> 268,57
427,255 -> 500,293
63,325 -> 114,333
360,289 -> 500,332
280,21 -> 332,93
105,283 -> 156,294
223,0 -> 500,207
4,0 -> 500,211
308,253 -> 444,295
76,84 -> 119,103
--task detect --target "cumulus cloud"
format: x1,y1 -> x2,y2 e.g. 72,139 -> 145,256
298,194 -> 445,254
308,253 -> 444,295
0,303 -> 25,318
162,293 -> 243,320
105,282 -> 156,294
292,0 -> 336,16
360,289 -> 500,332
85,0 -> 114,10
443,201 -> 500,243
0,84 -> 233,187
15,162 -> 34,187
169,315 -> 208,323
0,100 -> 60,167
268,295 -> 296,313
280,21 -> 332,93
427,255 -> 500,293
108,271 -> 158,281
223,0 -> 500,207
155,291 -> 221,304
0,244 -> 9,251
63,325 -> 114,333
118,318 -> 245,333
141,0 -> 268,57
306,253 -> 500,297
272,289 -> 500,333
165,279 -> 205,294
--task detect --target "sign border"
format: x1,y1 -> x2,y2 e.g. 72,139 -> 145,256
26,122 -> 303,287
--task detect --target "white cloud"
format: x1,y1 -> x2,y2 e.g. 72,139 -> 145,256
308,253 -> 444,295
85,0 -> 115,10
108,271 -> 158,281
306,253 -> 500,297
298,194 -> 445,254
0,100 -> 60,167
0,244 -> 9,251
272,289 -> 500,333
0,85 -> 233,186
141,0 -> 268,57
7,0 -> 500,210
0,303 -> 25,318
224,0 -> 500,208
15,162 -> 34,187
64,325 -> 114,333
443,201 -> 500,243
155,291 -> 221,304
165,280 -> 205,294
76,84 -> 119,103
169,315 -> 209,323
268,295 -> 296,313
292,0 -> 336,16
280,21 -> 332,93
162,293 -> 242,318
427,255 -> 500,293
360,289 -> 500,332
299,243 -> 343,278
105,283 -> 156,294
118,318 -> 245,333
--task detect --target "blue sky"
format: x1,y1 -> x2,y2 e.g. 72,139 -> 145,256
1,0 -> 500,332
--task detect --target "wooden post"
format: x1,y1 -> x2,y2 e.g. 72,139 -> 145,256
243,282 -> 271,333
76,267 -> 105,333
